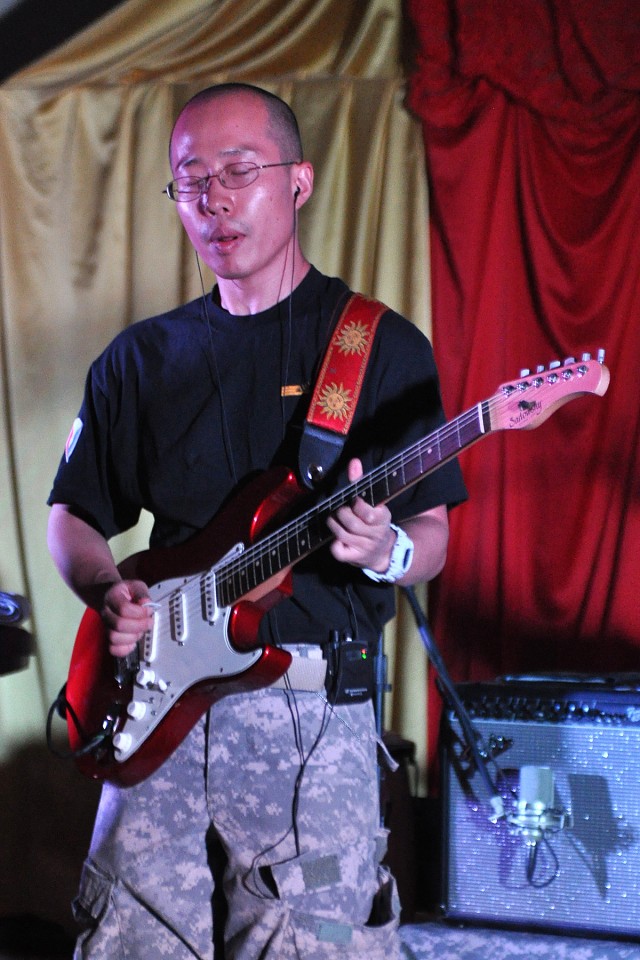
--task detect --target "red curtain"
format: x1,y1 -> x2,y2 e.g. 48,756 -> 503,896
405,0 -> 640,776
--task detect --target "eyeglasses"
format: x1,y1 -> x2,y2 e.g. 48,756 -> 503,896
164,160 -> 299,202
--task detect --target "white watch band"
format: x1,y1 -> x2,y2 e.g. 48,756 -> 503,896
363,523 -> 414,584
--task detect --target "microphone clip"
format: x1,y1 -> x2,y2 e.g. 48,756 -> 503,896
506,765 -> 573,845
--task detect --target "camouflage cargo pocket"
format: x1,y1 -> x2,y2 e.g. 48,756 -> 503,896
274,864 -> 402,960
72,859 -> 123,958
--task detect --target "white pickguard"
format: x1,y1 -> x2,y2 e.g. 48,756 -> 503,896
111,545 -> 262,762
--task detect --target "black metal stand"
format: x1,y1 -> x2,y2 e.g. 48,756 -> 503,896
401,585 -> 503,815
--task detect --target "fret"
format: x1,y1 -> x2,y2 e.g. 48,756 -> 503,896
461,407 -> 484,447
248,554 -> 264,591
357,473 -> 376,508
370,472 -> 392,506
216,574 -> 229,610
440,425 -> 461,461
304,508 -> 331,554
383,462 -> 402,499
291,521 -> 311,560
398,447 -> 424,488
267,538 -> 286,572
378,469 -> 393,501
231,567 -> 249,602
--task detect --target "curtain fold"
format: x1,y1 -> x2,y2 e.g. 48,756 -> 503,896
7,0 -> 401,91
0,0 -> 433,927
405,0 -> 640,780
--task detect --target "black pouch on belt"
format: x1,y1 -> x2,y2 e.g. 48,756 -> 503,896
324,632 -> 374,704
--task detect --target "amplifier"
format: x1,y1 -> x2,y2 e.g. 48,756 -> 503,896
441,676 -> 640,939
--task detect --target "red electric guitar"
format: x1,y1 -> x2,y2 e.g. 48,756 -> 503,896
62,354 -> 610,786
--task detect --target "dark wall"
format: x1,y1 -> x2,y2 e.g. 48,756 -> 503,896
0,0 -> 124,83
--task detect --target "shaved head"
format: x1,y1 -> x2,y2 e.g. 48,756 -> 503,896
172,83 -> 303,163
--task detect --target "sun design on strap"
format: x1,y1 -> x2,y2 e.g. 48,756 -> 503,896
336,320 -> 371,356
318,382 -> 353,420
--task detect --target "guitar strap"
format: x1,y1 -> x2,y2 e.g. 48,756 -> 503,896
298,292 -> 388,489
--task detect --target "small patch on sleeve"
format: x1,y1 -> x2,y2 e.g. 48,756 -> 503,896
64,417 -> 83,462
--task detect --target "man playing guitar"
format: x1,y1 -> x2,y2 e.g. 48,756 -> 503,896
47,83 -> 466,960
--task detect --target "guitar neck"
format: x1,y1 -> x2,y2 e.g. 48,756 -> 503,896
215,401 -> 488,607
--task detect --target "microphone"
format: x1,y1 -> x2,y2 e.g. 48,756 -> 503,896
505,765 -> 573,884
508,765 -> 572,844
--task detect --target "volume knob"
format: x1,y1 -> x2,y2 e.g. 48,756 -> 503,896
127,700 -> 147,720
136,668 -> 156,688
112,731 -> 133,754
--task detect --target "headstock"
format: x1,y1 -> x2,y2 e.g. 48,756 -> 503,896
488,352 -> 610,432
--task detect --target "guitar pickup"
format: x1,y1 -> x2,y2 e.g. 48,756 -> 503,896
169,588 -> 187,644
200,570 -> 217,624
141,602 -> 160,662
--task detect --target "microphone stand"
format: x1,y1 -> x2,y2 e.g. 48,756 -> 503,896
401,585 -> 505,821
402,587 -> 573,888
0,592 -> 34,676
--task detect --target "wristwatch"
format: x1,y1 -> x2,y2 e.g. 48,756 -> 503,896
363,523 -> 414,584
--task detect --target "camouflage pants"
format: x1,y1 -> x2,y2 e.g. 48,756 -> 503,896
72,688 -> 403,959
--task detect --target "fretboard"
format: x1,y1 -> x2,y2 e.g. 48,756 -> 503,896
214,400 -> 489,608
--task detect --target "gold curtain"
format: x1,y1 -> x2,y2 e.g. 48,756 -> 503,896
0,0 -> 432,927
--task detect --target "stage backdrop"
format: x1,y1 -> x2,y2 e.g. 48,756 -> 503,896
0,0 -> 435,929
405,0 -> 640,775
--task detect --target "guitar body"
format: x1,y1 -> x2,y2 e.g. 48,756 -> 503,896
65,467 -> 303,786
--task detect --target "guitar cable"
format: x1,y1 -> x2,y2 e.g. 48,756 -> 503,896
287,682 -> 333,856
246,587 -> 360,881
46,683 -> 113,759
238,683 -> 332,903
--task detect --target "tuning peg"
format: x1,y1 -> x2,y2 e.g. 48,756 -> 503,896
519,368 -> 530,377
581,352 -> 591,362
535,365 -> 545,374
563,357 -> 575,365
597,348 -> 606,363
549,360 -> 561,369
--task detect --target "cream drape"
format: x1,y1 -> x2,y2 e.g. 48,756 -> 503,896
0,0 -> 432,927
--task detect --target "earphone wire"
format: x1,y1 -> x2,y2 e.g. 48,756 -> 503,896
279,189 -> 298,438
195,252 -> 238,487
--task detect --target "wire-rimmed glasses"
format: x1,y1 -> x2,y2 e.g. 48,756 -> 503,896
164,160 -> 299,201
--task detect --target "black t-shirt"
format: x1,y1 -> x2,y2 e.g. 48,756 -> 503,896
49,267 -> 467,645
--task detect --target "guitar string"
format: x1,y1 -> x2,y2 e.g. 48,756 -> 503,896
142,372 -> 580,648
140,395 -> 488,655
145,394 -> 485,632
216,390 -> 512,579
214,371 -> 581,594
149,382 -> 536,623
